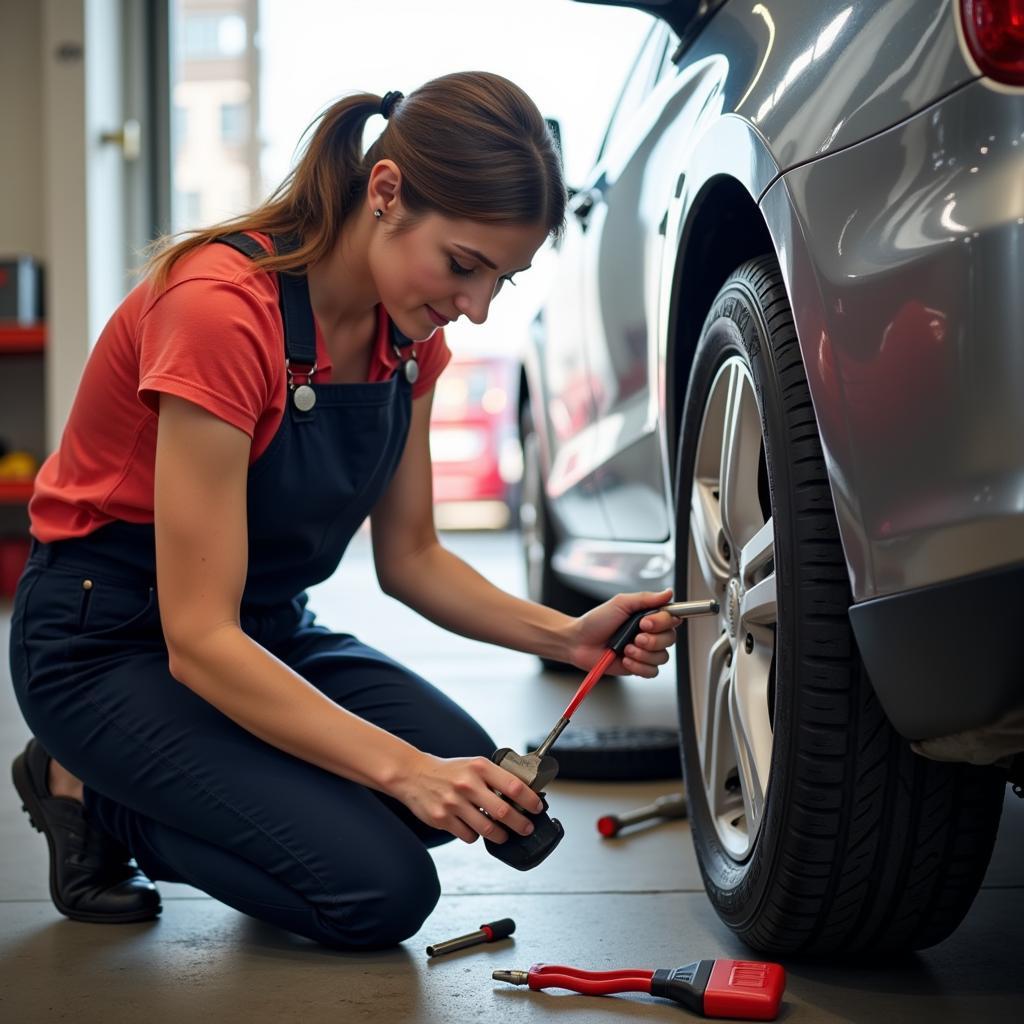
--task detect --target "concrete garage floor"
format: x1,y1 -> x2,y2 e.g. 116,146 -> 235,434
2,529 -> 1022,1023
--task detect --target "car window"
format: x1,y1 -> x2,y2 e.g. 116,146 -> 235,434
595,21 -> 668,165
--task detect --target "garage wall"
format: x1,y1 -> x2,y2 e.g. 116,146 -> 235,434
0,2 -> 45,260
0,0 -> 139,450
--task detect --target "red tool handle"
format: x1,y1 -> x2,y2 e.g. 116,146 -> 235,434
479,918 -> 515,941
528,963 -> 654,996
561,602 -> 706,721
520,960 -> 786,1020
561,648 -> 617,720
556,601 -> 718,727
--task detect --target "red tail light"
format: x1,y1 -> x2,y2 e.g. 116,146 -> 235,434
962,0 -> 1024,85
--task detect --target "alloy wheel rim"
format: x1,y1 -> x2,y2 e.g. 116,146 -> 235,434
686,356 -> 777,860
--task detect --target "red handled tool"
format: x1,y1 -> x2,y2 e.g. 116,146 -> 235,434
486,599 -> 718,871
536,599 -> 721,759
597,791 -> 688,838
493,959 -> 786,1020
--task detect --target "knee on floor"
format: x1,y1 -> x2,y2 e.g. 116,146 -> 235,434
312,852 -> 441,950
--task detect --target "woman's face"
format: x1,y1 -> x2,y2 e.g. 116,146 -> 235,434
370,209 -> 548,342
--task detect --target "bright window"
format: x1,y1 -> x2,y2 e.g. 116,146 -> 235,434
169,0 -> 651,346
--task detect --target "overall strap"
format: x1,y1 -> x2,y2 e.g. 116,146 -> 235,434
214,231 -> 268,262
390,320 -> 415,354
213,232 -> 317,368
214,232 -> 415,390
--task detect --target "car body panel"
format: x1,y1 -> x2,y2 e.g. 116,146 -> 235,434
702,0 -> 975,163
553,38 -> 781,552
582,38 -> 719,542
761,76 -> 1024,601
528,21 -> 677,543
535,0 -> 1022,602
575,0 -> 716,41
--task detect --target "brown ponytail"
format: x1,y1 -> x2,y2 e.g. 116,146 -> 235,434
146,72 -> 566,288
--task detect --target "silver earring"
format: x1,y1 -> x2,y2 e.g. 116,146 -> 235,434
374,209 -> 383,219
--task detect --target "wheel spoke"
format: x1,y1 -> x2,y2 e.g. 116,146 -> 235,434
690,483 -> 729,594
741,573 -> 777,627
729,630 -> 773,834
719,367 -> 764,552
739,517 -> 774,583
689,363 -> 732,594
708,686 -> 736,821
700,633 -> 732,795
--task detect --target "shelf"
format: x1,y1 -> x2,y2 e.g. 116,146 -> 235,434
0,324 -> 45,353
0,480 -> 35,504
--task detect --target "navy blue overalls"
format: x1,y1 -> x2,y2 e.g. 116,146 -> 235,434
9,233 -> 494,948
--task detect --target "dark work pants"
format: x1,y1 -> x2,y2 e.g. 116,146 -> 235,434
9,545 -> 495,948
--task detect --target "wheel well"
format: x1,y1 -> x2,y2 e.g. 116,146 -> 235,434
666,177 -> 775,488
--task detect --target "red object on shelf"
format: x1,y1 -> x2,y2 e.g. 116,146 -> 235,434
0,320 -> 43,596
0,537 -> 31,598
0,480 -> 35,504
0,324 -> 46,353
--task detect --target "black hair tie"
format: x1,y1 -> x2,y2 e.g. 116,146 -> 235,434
379,91 -> 404,120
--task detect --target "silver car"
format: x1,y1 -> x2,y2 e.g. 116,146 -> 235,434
521,0 -> 1023,956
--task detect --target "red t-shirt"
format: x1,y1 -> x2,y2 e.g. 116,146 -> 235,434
29,232 -> 451,543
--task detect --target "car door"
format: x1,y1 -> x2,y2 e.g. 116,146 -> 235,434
535,166 -> 611,540
540,20 -> 671,543
576,22 -> 678,542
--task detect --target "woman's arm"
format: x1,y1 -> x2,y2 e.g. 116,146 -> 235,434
154,393 -> 542,843
372,391 -> 680,675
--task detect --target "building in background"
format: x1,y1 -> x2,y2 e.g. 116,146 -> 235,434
172,0 -> 262,232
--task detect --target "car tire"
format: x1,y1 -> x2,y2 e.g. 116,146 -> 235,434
523,726 -> 683,781
519,399 -> 594,672
674,255 -> 1006,956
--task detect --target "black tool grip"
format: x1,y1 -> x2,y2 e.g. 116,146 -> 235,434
650,961 -> 713,1014
484,795 -> 564,871
481,918 -> 516,940
607,610 -> 651,655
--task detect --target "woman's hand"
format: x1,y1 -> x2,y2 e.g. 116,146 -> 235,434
388,752 -> 545,845
565,587 -> 681,677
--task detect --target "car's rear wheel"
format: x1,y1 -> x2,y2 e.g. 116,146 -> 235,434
519,399 -> 593,670
675,256 -> 1006,956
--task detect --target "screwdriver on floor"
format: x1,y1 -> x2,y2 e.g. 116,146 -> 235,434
493,958 -> 786,1021
426,918 -> 515,958
486,599 -> 718,871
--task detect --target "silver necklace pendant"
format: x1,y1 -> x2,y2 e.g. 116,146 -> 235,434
293,384 -> 316,411
404,358 -> 419,384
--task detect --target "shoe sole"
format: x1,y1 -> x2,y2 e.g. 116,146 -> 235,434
12,751 -> 162,924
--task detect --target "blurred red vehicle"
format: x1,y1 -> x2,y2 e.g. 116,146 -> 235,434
429,351 -> 522,529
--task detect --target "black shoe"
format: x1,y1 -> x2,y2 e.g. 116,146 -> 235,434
12,738 -> 162,923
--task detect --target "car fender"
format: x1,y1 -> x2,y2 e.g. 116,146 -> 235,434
655,112 -> 782,501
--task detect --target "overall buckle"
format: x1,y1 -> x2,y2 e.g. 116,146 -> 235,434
286,358 -> 318,411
